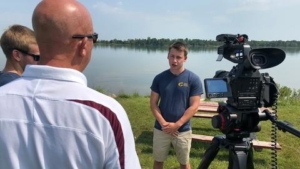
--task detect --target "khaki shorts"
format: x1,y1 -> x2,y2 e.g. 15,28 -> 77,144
153,128 -> 192,165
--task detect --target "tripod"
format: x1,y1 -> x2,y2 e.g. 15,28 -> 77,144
197,109 -> 300,169
198,134 -> 254,169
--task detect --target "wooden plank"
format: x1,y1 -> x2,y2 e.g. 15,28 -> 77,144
200,102 -> 219,107
198,106 -> 218,112
198,102 -> 218,112
252,140 -> 282,150
193,113 -> 216,119
192,134 -> 281,150
192,134 -> 214,143
197,102 -> 274,114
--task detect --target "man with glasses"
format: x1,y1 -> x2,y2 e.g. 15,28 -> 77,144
0,0 -> 140,169
0,24 -> 40,86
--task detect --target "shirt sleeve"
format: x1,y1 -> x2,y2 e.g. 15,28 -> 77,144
150,75 -> 160,94
190,74 -> 203,96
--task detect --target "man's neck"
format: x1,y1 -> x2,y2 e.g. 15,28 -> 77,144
170,68 -> 185,76
2,61 -> 22,76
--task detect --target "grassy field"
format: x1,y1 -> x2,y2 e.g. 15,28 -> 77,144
115,95 -> 300,169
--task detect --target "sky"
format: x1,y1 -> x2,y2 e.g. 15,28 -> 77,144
0,0 -> 300,41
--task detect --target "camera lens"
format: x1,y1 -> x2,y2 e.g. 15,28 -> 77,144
251,53 -> 267,66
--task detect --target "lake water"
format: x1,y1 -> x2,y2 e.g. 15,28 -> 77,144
1,46 -> 299,96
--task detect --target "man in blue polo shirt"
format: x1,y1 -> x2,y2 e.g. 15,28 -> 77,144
150,41 -> 203,169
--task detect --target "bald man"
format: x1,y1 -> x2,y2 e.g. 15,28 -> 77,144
0,0 -> 141,169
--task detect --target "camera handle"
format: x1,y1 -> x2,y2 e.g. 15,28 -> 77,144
262,109 -> 300,138
197,135 -> 254,169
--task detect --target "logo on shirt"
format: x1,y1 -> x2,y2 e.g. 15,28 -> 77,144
178,82 -> 189,87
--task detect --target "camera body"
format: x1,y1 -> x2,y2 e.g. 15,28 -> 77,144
205,34 -> 285,136
206,34 -> 285,109
205,70 -> 274,110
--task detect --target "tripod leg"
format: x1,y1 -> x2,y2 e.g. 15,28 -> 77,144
228,150 -> 248,169
247,148 -> 254,169
228,147 -> 254,169
198,138 -> 220,169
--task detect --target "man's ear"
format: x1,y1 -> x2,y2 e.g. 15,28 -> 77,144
12,50 -> 22,62
78,37 -> 88,57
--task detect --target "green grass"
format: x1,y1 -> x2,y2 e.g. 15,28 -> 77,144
116,96 -> 300,169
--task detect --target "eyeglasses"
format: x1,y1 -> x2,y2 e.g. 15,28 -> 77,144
72,32 -> 98,43
14,48 -> 40,61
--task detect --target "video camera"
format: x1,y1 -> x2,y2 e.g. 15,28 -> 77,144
204,34 -> 285,136
198,34 -> 300,169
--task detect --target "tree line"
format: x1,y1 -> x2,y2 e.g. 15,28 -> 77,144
96,37 -> 300,48
277,84 -> 300,105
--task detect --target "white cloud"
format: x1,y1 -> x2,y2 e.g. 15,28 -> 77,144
92,2 -> 191,22
227,0 -> 300,13
93,2 -> 124,15
228,0 -> 272,13
117,1 -> 123,6
212,16 -> 231,24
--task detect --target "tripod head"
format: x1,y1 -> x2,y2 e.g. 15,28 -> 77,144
211,103 -> 261,140
211,102 -> 300,139
198,106 -> 300,169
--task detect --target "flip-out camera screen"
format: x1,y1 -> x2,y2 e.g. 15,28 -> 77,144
204,78 -> 232,98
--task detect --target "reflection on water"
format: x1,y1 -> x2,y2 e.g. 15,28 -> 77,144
95,44 -> 222,54
95,44 -> 300,54
0,46 -> 299,95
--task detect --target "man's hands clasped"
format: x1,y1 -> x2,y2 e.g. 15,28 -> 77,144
161,122 -> 180,137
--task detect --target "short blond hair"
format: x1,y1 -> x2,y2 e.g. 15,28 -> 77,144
0,24 -> 37,58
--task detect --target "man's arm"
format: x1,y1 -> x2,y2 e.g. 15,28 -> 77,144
176,95 -> 201,127
150,91 -> 168,127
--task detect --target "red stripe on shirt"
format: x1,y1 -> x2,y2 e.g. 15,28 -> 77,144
70,100 -> 125,169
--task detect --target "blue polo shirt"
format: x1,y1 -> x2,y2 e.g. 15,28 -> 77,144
151,69 -> 203,132
0,72 -> 20,87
